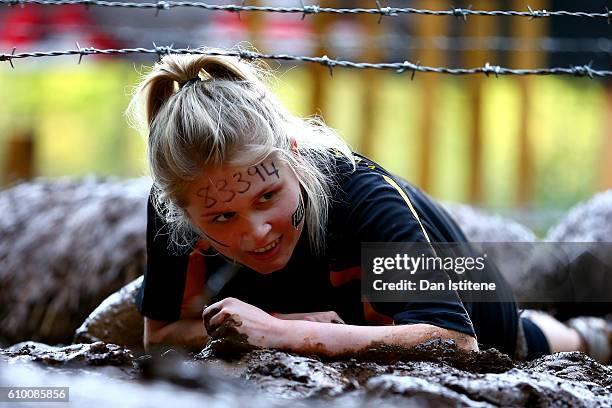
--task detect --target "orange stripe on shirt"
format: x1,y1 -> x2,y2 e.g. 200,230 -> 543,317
180,240 -> 210,318
363,301 -> 394,325
329,266 -> 362,287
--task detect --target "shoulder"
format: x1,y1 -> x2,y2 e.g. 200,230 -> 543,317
331,154 -> 422,215
326,154 -> 433,244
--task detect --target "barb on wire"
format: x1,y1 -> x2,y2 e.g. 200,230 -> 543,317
1,46 -> 611,78
298,0 -> 318,20
151,42 -> 176,61
453,5 -> 474,22
1,0 -> 612,21
527,5 -> 549,20
483,62 -> 502,78
570,62 -> 595,78
375,1 -> 396,24
0,47 -> 17,68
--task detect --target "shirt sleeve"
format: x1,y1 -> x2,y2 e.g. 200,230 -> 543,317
339,168 -> 476,337
135,190 -> 190,322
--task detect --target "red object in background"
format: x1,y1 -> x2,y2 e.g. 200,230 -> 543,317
0,5 -> 45,48
0,5 -> 118,51
47,5 -> 117,49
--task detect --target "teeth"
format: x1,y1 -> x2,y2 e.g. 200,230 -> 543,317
253,237 -> 280,253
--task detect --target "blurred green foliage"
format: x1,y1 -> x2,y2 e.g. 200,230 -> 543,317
0,60 -> 606,214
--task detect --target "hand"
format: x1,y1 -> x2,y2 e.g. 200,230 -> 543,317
202,297 -> 283,349
273,311 -> 345,324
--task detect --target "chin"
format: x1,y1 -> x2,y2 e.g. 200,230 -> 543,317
252,261 -> 287,275
249,255 -> 290,275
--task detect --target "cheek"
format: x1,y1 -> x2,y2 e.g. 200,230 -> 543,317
270,200 -> 299,227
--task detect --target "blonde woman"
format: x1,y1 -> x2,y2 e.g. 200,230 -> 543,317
129,51 -> 610,362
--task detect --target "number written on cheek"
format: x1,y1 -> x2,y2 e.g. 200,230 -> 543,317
196,186 -> 218,208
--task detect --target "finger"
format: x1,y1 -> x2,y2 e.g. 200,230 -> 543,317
329,312 -> 345,324
207,309 -> 232,332
202,305 -> 222,333
202,299 -> 224,319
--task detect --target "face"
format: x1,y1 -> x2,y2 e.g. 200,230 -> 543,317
185,157 -> 304,274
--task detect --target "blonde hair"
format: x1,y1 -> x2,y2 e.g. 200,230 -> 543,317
127,49 -> 354,255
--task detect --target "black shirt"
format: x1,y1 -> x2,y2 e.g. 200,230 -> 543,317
137,153 -> 519,356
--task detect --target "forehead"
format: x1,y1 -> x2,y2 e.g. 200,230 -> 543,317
200,159 -> 281,183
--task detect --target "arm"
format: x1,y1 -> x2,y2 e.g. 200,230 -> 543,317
276,320 -> 478,355
272,311 -> 345,324
144,317 -> 209,352
140,191 -> 212,352
203,298 -> 478,356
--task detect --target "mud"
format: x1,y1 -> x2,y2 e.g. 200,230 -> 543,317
328,339 -> 514,374
3,181 -> 612,406
74,276 -> 144,349
1,341 -> 135,368
546,190 -> 612,242
197,314 -> 259,360
2,341 -> 612,406
442,202 -> 538,243
0,177 -> 150,345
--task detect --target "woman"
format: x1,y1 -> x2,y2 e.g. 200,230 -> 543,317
129,51 -> 610,362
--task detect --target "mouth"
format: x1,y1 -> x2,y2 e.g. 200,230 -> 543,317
252,236 -> 281,253
248,236 -> 283,261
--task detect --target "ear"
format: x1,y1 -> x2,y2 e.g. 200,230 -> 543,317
290,137 -> 299,154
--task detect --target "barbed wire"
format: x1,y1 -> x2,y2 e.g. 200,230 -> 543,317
5,17 -> 612,54
1,0 -> 611,22
1,46 -> 610,78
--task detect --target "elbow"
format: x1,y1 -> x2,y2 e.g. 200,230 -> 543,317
143,318 -> 167,352
446,329 -> 478,352
458,334 -> 479,352
418,324 -> 479,352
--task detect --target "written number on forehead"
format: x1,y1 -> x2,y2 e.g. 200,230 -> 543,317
196,161 -> 281,209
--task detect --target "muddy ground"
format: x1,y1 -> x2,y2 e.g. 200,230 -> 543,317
2,181 -> 612,407
1,339 -> 611,407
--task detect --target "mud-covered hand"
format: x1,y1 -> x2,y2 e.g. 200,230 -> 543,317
202,297 -> 284,348
273,311 -> 345,324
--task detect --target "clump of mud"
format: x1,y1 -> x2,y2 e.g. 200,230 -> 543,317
197,314 -> 259,360
74,276 -> 144,349
546,190 -> 612,242
1,341 -> 134,367
0,177 -> 150,345
442,202 -> 538,243
329,339 -> 514,374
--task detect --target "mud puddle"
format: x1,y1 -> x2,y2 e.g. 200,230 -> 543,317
2,340 -> 612,407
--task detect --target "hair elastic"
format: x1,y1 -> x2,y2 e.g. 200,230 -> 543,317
180,77 -> 201,89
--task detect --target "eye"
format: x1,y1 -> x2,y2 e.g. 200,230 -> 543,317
213,212 -> 236,223
258,191 -> 275,203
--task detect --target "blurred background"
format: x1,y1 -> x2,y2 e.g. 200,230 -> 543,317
0,0 -> 610,235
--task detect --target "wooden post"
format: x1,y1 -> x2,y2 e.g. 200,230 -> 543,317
600,82 -> 612,189
462,0 -> 498,205
309,1 -> 334,118
356,0 -> 382,158
243,0 -> 262,48
3,130 -> 34,185
511,0 -> 548,207
413,0 -> 450,194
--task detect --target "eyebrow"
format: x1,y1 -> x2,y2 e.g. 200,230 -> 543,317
200,180 -> 280,217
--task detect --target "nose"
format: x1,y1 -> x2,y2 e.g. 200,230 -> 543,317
240,213 -> 272,249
